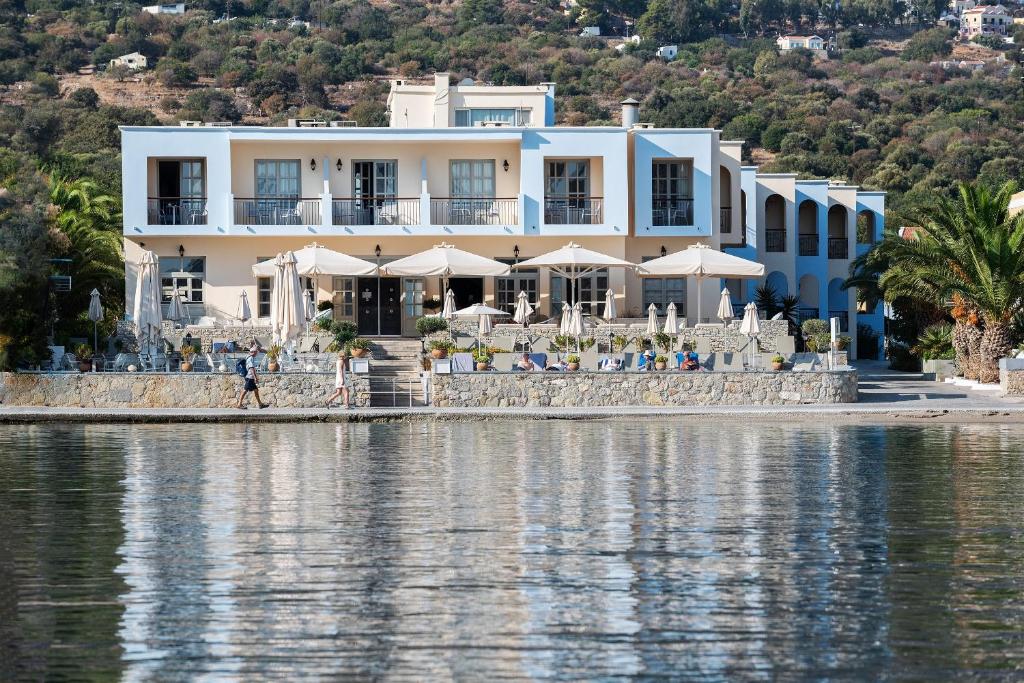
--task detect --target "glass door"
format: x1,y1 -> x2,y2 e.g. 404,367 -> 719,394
353,160 -> 397,224
331,276 -> 355,323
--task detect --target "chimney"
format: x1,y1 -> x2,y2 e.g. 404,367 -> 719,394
621,97 -> 639,128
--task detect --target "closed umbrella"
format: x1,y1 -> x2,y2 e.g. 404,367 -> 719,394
569,302 -> 585,352
646,303 -> 658,336
303,289 -> 315,321
513,290 -> 533,326
602,288 -> 617,320
88,288 -> 103,357
663,302 -> 679,335
740,302 -> 761,367
559,302 -> 572,335
717,288 -> 734,324
236,290 -> 252,324
133,250 -> 162,356
272,251 -> 306,347
166,288 -> 186,324
441,288 -> 456,320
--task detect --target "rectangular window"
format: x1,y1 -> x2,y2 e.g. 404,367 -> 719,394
546,160 -> 590,199
331,276 -> 355,320
652,160 -> 694,226
495,259 -> 538,315
641,256 -> 685,315
180,160 -> 204,197
255,159 -> 300,197
453,108 -> 531,127
450,160 -> 496,197
160,256 -> 205,304
404,278 -> 424,318
551,269 -> 607,316
352,160 -> 397,199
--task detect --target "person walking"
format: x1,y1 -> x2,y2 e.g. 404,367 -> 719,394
237,346 -> 269,409
326,351 -> 351,409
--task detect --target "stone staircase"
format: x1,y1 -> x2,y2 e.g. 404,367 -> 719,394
365,338 -> 426,407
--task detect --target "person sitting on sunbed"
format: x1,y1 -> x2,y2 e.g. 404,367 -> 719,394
681,350 -> 700,371
516,353 -> 537,371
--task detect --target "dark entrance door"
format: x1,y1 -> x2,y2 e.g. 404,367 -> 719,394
357,276 -> 402,336
447,277 -> 484,309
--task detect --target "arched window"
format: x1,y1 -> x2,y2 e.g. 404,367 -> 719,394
827,278 -> 848,331
827,205 -> 848,259
720,167 -> 733,234
857,210 -> 876,244
765,194 -> 785,252
797,274 -> 819,322
798,200 -> 818,256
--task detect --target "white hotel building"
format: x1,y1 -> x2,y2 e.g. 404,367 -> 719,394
121,73 -> 885,356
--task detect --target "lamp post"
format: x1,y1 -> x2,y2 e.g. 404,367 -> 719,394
374,244 -> 381,336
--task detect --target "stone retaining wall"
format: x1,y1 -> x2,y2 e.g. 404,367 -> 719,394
1000,359 -> 1024,396
431,369 -> 857,408
0,372 -> 370,408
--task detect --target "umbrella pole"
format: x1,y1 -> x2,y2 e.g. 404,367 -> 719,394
696,276 -> 702,326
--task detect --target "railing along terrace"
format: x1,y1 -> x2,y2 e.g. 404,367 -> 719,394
828,237 -> 849,260
651,198 -> 694,226
795,307 -> 819,325
544,198 -> 604,225
332,198 -> 420,226
148,197 -> 207,225
765,229 -> 786,252
234,198 -> 321,225
430,198 -> 518,225
798,234 -> 818,256
720,207 -> 732,233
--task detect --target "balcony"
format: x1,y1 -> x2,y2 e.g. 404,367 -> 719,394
720,207 -> 732,233
148,197 -> 207,225
234,198 -> 321,225
828,237 -> 849,260
332,198 -> 420,226
765,229 -> 786,253
430,198 -> 518,225
652,198 -> 694,226
799,234 -> 818,256
544,198 -> 603,225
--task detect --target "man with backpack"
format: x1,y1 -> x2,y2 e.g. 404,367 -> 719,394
236,346 -> 269,409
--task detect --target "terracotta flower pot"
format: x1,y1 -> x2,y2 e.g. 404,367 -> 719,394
476,361 -> 489,371
655,361 -> 666,371
180,361 -> 193,372
78,361 -> 92,373
431,348 -> 448,359
567,362 -> 579,371
267,361 -> 280,372
351,348 -> 369,358
772,361 -> 784,371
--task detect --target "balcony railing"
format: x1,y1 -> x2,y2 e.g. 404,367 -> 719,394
430,198 -> 517,225
234,198 -> 321,225
148,197 -> 207,225
798,234 -> 818,256
651,198 -> 694,226
829,310 -> 849,332
720,207 -> 732,233
795,307 -> 819,325
544,198 -> 603,225
828,237 -> 849,260
765,229 -> 786,253
332,198 -> 420,226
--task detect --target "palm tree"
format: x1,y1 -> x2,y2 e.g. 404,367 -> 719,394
874,182 -> 1024,383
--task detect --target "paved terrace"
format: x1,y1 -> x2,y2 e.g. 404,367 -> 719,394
1,363 -> 1022,424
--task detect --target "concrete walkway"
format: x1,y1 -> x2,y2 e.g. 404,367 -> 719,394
2,361 -> 1021,424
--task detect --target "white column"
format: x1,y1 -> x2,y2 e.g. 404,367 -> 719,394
420,158 -> 430,226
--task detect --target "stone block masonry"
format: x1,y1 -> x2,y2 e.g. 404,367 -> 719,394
0,372 -> 370,408
431,370 -> 857,408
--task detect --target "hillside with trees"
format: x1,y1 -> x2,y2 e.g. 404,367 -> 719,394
1,0 -> 1023,366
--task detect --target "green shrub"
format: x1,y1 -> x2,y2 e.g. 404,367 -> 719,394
914,323 -> 954,360
653,331 -> 672,352
416,316 -> 449,336
801,319 -> 829,339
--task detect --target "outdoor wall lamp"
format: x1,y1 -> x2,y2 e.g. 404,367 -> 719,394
178,244 -> 185,259
375,244 -> 381,258
336,158 -> 343,172
513,244 -> 519,260
310,158 -> 317,171
502,159 -> 510,172
660,245 -> 667,257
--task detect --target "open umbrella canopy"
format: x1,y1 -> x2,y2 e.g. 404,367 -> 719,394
664,302 -> 679,334
236,290 -> 252,323
637,243 -> 765,278
515,242 -> 635,275
453,304 -> 510,318
513,290 -> 533,325
133,250 -> 162,353
441,289 -> 457,320
602,288 -> 617,320
252,243 -> 377,277
646,303 -> 659,336
382,243 -> 510,277
717,288 -> 734,323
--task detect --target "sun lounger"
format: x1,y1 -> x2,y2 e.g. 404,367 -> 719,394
528,352 -> 547,369
491,336 -> 515,352
491,353 -> 515,371
530,337 -> 551,352
775,336 -> 796,353
451,352 -> 474,372
579,348 -> 600,370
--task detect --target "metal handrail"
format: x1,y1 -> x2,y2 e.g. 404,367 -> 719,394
543,197 -> 604,225
234,197 -> 321,225
332,197 -> 420,226
828,237 -> 849,260
798,233 -> 818,256
720,207 -> 732,233
651,198 -> 694,226
147,197 -> 207,225
430,197 -> 518,225
765,228 -> 786,252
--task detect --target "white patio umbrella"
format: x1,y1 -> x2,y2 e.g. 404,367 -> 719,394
133,250 -> 162,356
383,243 -> 510,305
602,288 -> 617,320
717,288 -> 734,324
236,290 -> 252,324
646,303 -> 659,336
513,290 -> 533,326
166,288 -> 186,324
664,302 -> 679,335
441,288 -> 457,320
569,302 -> 585,352
454,303 -> 509,351
88,288 -> 103,356
740,302 -> 761,366
559,302 -> 572,335
251,243 -> 377,277
303,289 -> 316,321
272,251 -> 306,347
514,242 -> 634,307
638,244 -> 764,324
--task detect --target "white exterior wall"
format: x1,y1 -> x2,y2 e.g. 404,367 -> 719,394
631,130 -> 718,239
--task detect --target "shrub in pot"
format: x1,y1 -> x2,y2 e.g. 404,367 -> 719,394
771,354 -> 785,371
74,343 -> 93,372
566,353 -> 580,371
179,343 -> 196,372
474,349 -> 491,371
416,315 -> 448,336
654,354 -> 668,370
348,338 -> 372,358
265,344 -> 282,372
427,339 -> 451,359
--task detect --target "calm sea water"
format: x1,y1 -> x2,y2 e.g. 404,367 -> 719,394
1,421 -> 1023,680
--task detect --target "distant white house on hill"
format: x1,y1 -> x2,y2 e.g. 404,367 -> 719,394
614,34 -> 642,52
142,2 -> 185,14
579,26 -> 600,37
656,45 -> 678,60
776,35 -> 825,52
109,52 -> 147,70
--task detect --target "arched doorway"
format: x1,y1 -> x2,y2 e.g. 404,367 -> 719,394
765,194 -> 785,252
797,273 -> 819,323
720,167 -> 733,234
828,278 -> 848,331
765,270 -> 788,298
827,205 -> 848,259
857,210 -> 876,244
798,200 -> 818,256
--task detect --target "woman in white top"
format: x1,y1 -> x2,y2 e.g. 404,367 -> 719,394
326,351 -> 351,409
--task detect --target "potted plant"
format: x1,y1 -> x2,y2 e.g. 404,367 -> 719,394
653,332 -> 672,353
474,349 -> 491,371
179,343 -> 196,372
566,353 -> 581,371
612,335 -> 629,352
771,354 -> 786,371
836,335 -> 851,351
265,344 -> 282,372
422,295 -> 442,313
654,354 -> 668,371
74,343 -> 93,372
348,338 -> 372,358
427,339 -> 451,359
